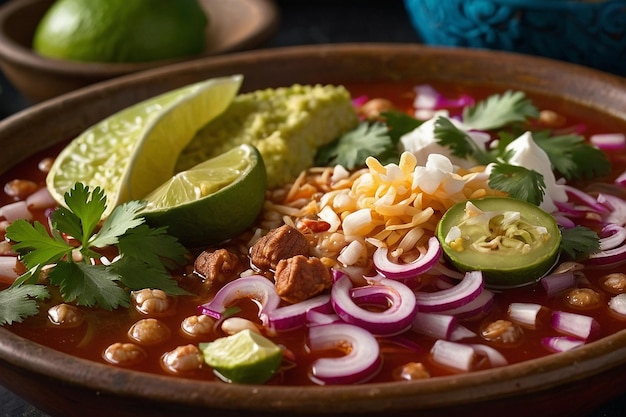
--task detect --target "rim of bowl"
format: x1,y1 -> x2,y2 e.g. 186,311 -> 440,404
2,43 -> 626,414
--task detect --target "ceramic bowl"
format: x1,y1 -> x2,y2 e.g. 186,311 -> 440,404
404,0 -> 626,76
0,0 -> 279,102
3,44 -> 626,417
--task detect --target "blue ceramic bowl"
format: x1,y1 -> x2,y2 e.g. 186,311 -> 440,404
404,0 -> 626,76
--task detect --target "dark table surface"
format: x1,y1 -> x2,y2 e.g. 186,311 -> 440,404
1,1 -> 626,416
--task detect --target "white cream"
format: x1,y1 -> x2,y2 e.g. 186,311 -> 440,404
497,131 -> 567,213
398,113 -> 489,169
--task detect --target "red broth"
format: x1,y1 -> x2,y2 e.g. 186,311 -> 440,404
3,82 -> 626,385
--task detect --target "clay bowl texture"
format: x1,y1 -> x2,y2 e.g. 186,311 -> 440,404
2,44 -> 626,417
0,0 -> 279,102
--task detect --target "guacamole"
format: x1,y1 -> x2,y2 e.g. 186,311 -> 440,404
176,84 -> 359,189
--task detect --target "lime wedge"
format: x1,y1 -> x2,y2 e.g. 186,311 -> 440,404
46,75 -> 243,217
141,144 -> 266,247
199,329 -> 283,384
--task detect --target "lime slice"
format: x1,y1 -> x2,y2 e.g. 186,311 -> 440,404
199,329 -> 283,384
141,144 -> 266,247
46,75 -> 243,217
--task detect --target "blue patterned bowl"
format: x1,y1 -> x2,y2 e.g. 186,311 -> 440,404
404,0 -> 626,75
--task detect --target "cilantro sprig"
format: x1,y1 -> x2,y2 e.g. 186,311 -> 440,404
1,183 -> 188,325
315,121 -> 398,169
462,90 -> 539,131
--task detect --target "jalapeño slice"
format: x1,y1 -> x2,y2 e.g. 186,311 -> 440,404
436,197 -> 561,289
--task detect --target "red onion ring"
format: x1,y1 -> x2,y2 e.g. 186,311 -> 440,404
414,270 -> 484,313
372,236 -> 442,279
331,273 -> 417,336
267,294 -> 333,332
586,224 -> 626,267
436,289 -> 494,319
308,323 -> 382,385
197,275 -> 281,326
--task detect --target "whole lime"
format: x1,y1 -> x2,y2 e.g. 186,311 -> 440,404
32,0 -> 208,63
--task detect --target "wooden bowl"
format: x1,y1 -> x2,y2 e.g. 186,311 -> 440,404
0,0 -> 279,102
2,44 -> 626,417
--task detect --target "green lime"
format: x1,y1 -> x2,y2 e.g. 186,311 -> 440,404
436,197 -> 561,289
33,0 -> 207,63
199,329 -> 283,384
46,75 -> 243,218
141,144 -> 266,247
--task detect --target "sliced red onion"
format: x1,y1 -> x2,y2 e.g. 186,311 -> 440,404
0,201 -> 33,222
597,193 -> 626,226
551,310 -> 599,341
267,294 -> 332,332
25,187 -> 57,210
331,273 -> 417,336
411,312 -> 477,341
0,256 -> 18,284
430,340 -> 508,372
507,302 -> 545,328
541,271 -> 576,297
541,336 -> 586,353
429,261 -> 465,280
373,236 -> 441,279
552,212 -> 576,228
615,169 -> 626,187
470,344 -> 508,367
450,325 -> 477,341
308,323 -> 381,385
586,224 -> 626,267
563,185 -> 609,214
197,275 -> 280,326
590,133 -> 626,151
436,289 -> 494,319
414,270 -> 483,313
430,339 -> 476,372
608,293 -> 626,317
413,84 -> 474,110
306,309 -> 342,327
411,312 -> 456,340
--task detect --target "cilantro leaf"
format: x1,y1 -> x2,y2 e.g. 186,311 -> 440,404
117,224 -> 187,271
559,226 -> 601,260
381,110 -> 422,144
463,90 -> 539,131
48,262 -> 129,310
488,163 -> 546,206
62,183 -> 107,241
532,132 -> 611,180
314,121 -> 397,169
0,285 -> 50,325
111,256 -> 189,296
6,219 -> 72,271
434,117 -> 495,165
89,200 -> 146,248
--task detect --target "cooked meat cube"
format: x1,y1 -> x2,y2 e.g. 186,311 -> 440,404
194,248 -> 244,288
274,255 -> 332,303
250,224 -> 310,271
